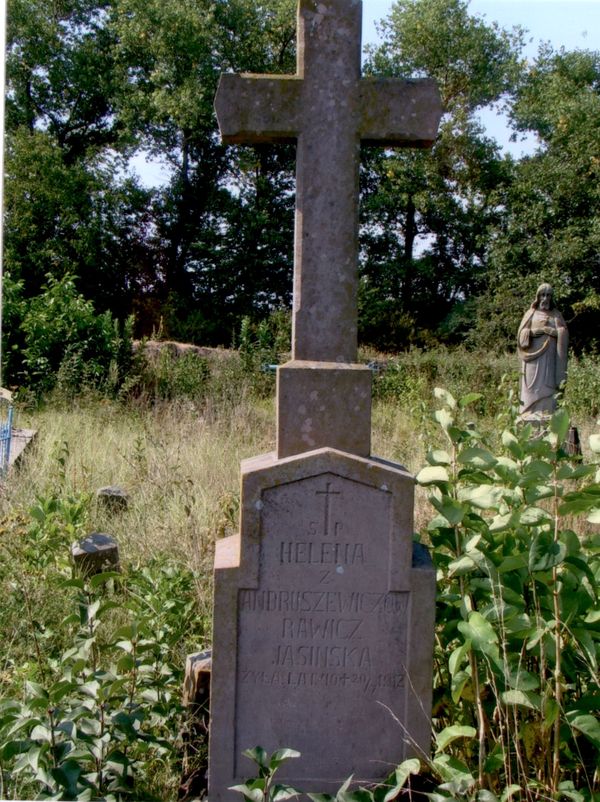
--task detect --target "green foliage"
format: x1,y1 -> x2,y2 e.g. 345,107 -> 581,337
419,389 -> 600,798
0,495 -> 207,801
232,748 -> 422,802
19,274 -> 133,396
564,352 -> 600,419
123,346 -> 211,404
231,747 -> 302,801
236,311 -> 291,397
371,348 -> 519,421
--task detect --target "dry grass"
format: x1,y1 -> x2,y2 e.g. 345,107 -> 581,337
1,390 -> 276,577
3,384 -> 597,576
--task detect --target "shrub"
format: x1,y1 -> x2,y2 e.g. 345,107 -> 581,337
122,346 -> 211,404
19,274 -> 133,397
0,492 -> 208,801
417,390 -> 600,799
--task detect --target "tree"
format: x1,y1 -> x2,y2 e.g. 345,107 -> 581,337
109,0 -> 297,343
477,47 -> 600,351
359,0 -> 523,348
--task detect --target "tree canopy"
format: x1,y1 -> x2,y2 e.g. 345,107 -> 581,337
4,0 -> 600,386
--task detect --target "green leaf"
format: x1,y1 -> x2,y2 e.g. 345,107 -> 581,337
417,466 -> 450,485
430,497 -> 465,525
519,506 -> 552,526
457,485 -> 503,510
459,393 -> 483,408
431,753 -> 474,785
501,690 -> 541,710
587,508 -> 600,523
434,388 -> 457,409
435,725 -> 476,753
497,553 -> 528,573
449,641 -> 471,677
589,433 -> 600,453
434,408 -> 454,431
550,408 -> 570,442
30,724 -> 52,742
230,782 -> 265,802
504,670 -> 539,692
25,681 -> 48,701
448,555 -> 477,577
458,612 -> 498,656
529,532 -> 566,572
500,785 -> 522,802
566,713 -> 600,748
242,746 -> 269,770
556,463 -> 595,480
502,429 -> 525,460
427,449 -> 451,466
272,784 -> 304,801
89,571 -> 121,588
270,748 -> 301,770
391,759 -> 420,793
451,670 -> 470,704
458,447 -> 497,470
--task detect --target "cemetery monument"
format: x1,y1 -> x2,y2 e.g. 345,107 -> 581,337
208,1 -> 443,798
517,283 -> 569,420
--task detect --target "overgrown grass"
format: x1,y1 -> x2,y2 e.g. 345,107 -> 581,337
0,346 -> 598,800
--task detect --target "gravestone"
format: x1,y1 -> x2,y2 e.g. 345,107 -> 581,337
209,1 -> 442,798
71,532 -> 120,577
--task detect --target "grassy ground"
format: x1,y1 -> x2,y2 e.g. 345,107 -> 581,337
0,347 -> 598,800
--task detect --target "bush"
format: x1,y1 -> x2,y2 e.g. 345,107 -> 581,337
19,274 -> 133,397
123,345 -> 211,404
373,348 -> 519,418
565,352 -> 600,419
0,491 -> 208,801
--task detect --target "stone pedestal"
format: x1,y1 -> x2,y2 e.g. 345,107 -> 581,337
96,485 -> 129,513
208,448 -> 435,801
71,533 -> 120,577
277,361 -> 372,458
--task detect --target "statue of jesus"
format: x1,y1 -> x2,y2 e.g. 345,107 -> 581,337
517,283 -> 568,419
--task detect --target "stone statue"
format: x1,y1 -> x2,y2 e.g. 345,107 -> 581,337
517,283 -> 568,419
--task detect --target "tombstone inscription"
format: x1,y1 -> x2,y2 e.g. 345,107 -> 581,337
209,1 -> 442,798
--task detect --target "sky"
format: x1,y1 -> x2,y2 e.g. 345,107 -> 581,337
134,0 -> 600,185
363,0 -> 600,156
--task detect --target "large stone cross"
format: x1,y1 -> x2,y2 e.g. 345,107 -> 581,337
215,0 -> 441,457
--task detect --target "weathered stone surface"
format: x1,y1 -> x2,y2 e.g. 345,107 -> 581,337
518,283 -> 569,421
209,1 -> 440,796
208,449 -> 435,800
214,0 -> 442,367
277,361 -> 371,458
71,533 -> 120,577
183,650 -> 212,708
96,486 -> 129,513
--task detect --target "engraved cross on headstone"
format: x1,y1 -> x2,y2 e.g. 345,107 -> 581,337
215,0 -> 442,457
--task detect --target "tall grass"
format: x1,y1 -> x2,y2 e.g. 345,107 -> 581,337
0,345 -> 598,801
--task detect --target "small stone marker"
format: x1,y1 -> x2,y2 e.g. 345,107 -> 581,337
71,532 -> 120,577
183,650 -> 212,708
96,485 -> 129,513
209,1 -> 442,799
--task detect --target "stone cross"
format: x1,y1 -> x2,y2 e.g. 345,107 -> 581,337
215,0 -> 442,366
209,6 -> 441,797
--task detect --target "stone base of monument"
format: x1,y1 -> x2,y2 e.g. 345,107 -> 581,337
208,447 -> 435,801
179,651 -> 212,802
71,533 -> 120,577
96,485 -> 129,513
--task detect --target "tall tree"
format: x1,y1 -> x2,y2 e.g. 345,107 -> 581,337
110,0 -> 297,342
359,0 -> 523,347
478,46 -> 600,351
